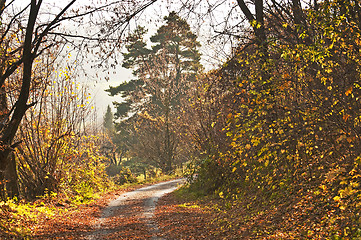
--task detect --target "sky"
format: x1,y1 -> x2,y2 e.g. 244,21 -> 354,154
87,66 -> 133,117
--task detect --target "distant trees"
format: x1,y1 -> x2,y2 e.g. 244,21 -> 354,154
108,12 -> 201,173
101,105 -> 127,167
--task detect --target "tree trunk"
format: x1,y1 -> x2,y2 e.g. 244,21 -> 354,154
164,90 -> 173,174
237,0 -> 267,54
0,0 -> 40,199
0,85 -> 9,198
5,153 -> 19,198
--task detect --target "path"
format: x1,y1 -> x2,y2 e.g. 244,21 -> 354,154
88,179 -> 185,240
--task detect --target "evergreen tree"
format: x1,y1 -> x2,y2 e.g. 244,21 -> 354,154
107,12 -> 202,173
103,105 -> 115,133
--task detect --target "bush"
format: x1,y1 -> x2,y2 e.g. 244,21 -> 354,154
105,164 -> 123,177
112,167 -> 138,185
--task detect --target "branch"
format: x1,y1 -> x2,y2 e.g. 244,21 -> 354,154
0,4 -> 30,47
0,0 -> 16,17
214,30 -> 247,39
32,0 -> 76,56
0,57 -> 23,88
10,141 -> 22,149
236,0 -> 255,23
25,101 -> 37,110
48,32 -> 118,41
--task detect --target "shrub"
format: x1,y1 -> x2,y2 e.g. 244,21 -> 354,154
112,167 -> 138,185
105,164 -> 124,177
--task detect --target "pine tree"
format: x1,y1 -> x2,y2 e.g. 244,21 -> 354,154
107,12 -> 202,173
103,105 -> 115,133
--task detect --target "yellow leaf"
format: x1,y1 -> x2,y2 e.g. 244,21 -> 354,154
345,87 -> 353,96
219,191 -> 224,198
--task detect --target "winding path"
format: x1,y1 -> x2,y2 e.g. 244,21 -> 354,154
88,179 -> 185,240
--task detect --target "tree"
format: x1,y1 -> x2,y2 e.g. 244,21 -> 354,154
101,105 -> 127,166
15,67 -> 102,198
103,105 -> 115,133
0,0 -> 79,199
108,12 -> 202,173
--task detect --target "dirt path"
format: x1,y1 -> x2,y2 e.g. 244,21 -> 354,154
87,179 -> 185,240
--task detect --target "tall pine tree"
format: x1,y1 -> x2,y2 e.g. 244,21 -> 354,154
107,12 -> 202,173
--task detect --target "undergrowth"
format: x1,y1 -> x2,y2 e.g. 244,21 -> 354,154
0,197 -> 58,239
175,181 -> 361,239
